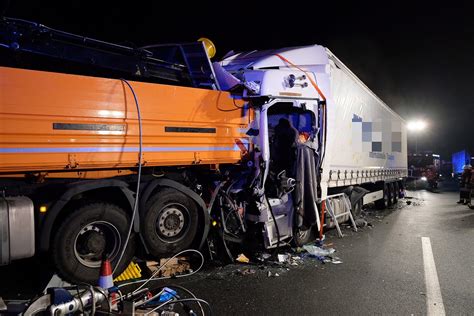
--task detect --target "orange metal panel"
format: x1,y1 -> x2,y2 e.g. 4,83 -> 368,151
0,67 -> 252,174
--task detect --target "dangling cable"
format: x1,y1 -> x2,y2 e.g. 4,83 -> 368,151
113,79 -> 143,274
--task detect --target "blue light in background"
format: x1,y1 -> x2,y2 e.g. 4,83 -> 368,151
452,150 -> 471,174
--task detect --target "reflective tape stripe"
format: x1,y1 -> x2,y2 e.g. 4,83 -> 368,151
0,145 -> 242,154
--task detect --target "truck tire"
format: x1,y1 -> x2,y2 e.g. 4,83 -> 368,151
52,202 -> 135,284
393,182 -> 399,204
375,183 -> 391,209
143,188 -> 199,256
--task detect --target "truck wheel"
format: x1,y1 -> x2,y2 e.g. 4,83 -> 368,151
393,182 -> 399,204
375,183 -> 391,209
143,188 -> 199,256
52,202 -> 135,284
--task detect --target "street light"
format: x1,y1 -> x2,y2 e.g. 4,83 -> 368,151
407,120 -> 427,132
407,120 -> 427,153
407,120 -> 428,190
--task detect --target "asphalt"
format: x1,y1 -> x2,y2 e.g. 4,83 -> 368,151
169,182 -> 474,315
1,181 -> 473,315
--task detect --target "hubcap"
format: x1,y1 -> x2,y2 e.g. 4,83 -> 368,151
74,221 -> 121,268
156,204 -> 187,239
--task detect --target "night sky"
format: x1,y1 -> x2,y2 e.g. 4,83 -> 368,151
3,1 -> 473,160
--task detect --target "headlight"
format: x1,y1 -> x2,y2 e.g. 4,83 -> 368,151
420,176 -> 427,181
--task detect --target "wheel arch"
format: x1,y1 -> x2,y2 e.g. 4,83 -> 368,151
39,179 -> 135,252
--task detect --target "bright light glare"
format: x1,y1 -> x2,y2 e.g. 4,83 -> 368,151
407,120 -> 427,131
420,176 -> 427,181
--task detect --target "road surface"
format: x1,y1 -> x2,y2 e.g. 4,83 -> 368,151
172,185 -> 474,315
1,183 -> 473,315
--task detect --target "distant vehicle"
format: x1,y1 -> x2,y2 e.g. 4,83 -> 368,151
452,150 -> 472,175
408,152 -> 440,189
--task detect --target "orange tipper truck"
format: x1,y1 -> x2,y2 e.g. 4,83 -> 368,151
0,18 -> 407,283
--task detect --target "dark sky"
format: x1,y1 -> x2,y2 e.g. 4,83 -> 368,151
3,1 -> 474,159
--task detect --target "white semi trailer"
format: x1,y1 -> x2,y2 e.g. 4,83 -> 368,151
323,49 -> 408,206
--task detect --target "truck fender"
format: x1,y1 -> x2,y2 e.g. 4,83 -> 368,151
139,178 -> 210,250
39,179 -> 135,252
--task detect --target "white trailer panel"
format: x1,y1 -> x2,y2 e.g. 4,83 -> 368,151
320,50 -> 407,195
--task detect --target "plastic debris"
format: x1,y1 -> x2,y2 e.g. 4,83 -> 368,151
262,253 -> 272,259
277,254 -> 289,262
294,247 -> 305,253
236,253 -> 250,263
158,287 -> 178,302
303,245 -> 335,257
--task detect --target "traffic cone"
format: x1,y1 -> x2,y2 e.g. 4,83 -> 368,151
98,256 -> 114,289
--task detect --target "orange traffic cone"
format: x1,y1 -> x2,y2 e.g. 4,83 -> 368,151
98,256 -> 114,289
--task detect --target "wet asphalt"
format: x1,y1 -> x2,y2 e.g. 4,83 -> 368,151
1,181 -> 473,315
170,182 -> 474,315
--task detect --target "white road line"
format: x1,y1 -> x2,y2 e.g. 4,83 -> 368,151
421,237 -> 446,316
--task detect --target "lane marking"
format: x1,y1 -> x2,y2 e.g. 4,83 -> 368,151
421,237 -> 446,315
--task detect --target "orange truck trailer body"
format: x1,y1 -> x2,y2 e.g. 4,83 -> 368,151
0,67 -> 251,175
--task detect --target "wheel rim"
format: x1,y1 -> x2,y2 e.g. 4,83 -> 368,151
156,203 -> 189,243
73,221 -> 122,268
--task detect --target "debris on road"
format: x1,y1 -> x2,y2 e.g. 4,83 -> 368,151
278,254 -> 289,262
267,271 -> 280,277
146,257 -> 191,277
237,268 -> 256,276
303,245 -> 335,257
236,253 -> 250,263
355,218 -> 368,227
